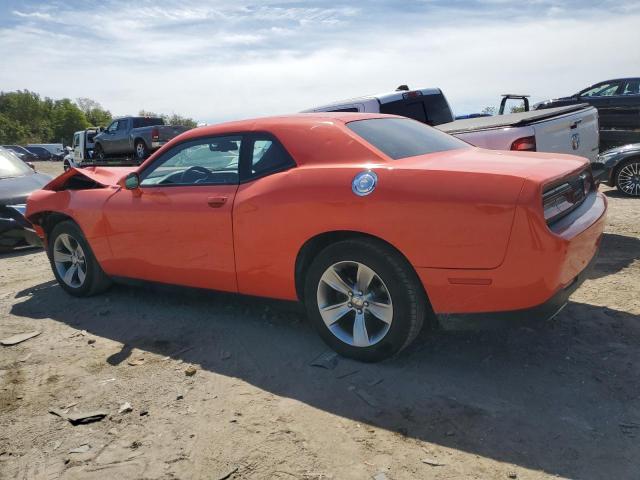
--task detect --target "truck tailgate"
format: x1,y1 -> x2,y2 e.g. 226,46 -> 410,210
532,106 -> 599,162
157,125 -> 189,142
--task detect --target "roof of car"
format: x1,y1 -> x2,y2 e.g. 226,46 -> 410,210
176,112 -> 396,141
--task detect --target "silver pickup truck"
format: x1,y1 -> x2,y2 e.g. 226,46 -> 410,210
94,116 -> 191,161
306,86 -> 599,162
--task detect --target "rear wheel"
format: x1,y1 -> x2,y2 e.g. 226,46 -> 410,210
304,239 -> 426,362
94,144 -> 105,161
135,140 -> 148,160
48,221 -> 111,296
616,158 -> 640,197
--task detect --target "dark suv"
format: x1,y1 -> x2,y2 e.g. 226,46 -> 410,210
535,78 -> 640,149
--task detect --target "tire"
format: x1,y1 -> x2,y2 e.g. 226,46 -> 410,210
304,239 -> 427,362
94,144 -> 105,161
47,221 -> 111,297
135,140 -> 148,160
615,158 -> 640,197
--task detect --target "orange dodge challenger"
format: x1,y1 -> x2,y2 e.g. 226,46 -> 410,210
26,113 -> 606,361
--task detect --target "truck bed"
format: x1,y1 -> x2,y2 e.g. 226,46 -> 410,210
436,104 -> 593,134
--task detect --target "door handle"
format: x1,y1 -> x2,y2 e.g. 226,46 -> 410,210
207,196 -> 228,208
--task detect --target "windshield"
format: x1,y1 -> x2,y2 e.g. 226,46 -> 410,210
0,148 -> 33,178
347,118 -> 469,159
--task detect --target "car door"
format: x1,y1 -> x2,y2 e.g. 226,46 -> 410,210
101,120 -> 119,153
577,81 -> 622,132
102,134 -> 243,292
610,79 -> 640,137
112,118 -> 130,153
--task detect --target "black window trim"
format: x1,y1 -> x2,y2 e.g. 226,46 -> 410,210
137,130 -> 297,188
239,131 -> 297,184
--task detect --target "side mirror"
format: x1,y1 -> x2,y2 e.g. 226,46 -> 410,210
123,172 -> 140,190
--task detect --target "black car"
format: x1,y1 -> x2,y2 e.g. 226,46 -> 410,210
0,146 -> 51,252
3,145 -> 38,162
24,145 -> 53,161
535,78 -> 640,150
594,143 -> 640,197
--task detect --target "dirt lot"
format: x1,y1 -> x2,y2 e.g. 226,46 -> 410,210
1,161 -> 639,480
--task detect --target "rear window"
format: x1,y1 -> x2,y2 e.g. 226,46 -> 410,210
379,94 -> 454,126
347,118 -> 468,160
132,117 -> 164,128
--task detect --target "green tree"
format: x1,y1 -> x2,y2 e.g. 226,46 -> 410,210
139,109 -> 198,128
51,99 -> 89,145
481,106 -> 496,115
76,97 -> 112,128
0,90 -> 53,143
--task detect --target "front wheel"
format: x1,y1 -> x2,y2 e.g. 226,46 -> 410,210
616,158 -> 640,197
48,221 -> 111,296
304,239 -> 427,362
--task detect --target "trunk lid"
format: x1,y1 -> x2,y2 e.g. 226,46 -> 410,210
397,147 -> 589,185
533,107 -> 599,162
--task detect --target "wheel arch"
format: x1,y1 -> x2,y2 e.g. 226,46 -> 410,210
31,211 -> 80,246
134,137 -> 148,148
294,230 -> 431,307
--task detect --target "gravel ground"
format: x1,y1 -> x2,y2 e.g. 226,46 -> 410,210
1,161 -> 638,480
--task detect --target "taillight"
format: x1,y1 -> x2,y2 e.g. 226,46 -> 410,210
542,170 -> 591,224
510,136 -> 536,152
151,127 -> 159,140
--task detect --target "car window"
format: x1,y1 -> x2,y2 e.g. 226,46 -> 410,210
580,82 -> 620,97
73,133 -> 80,148
347,118 -> 469,160
0,148 -> 32,178
107,121 -> 118,132
117,120 -> 128,131
140,136 -> 241,186
133,117 -> 164,128
248,136 -> 295,178
621,80 -> 640,96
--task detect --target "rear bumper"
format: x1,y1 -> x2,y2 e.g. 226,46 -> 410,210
438,248 -> 598,328
418,191 -> 606,315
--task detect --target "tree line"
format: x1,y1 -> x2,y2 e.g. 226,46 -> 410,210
0,90 -> 198,146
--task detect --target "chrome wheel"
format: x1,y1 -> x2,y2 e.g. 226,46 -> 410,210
618,161 -> 640,196
53,233 -> 87,288
317,261 -> 393,347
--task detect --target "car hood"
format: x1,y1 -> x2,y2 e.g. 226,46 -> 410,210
397,147 -> 588,185
0,172 -> 52,205
44,166 -> 138,191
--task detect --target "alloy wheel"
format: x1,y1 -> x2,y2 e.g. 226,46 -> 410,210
53,233 -> 87,288
618,161 -> 640,196
316,261 -> 393,347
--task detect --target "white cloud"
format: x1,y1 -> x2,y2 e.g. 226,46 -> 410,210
1,1 -> 638,123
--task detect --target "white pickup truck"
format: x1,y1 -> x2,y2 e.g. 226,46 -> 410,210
305,86 -> 600,162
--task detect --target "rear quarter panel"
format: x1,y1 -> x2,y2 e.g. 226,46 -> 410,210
233,160 -> 524,300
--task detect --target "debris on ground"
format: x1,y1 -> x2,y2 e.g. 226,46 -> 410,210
185,365 -> 197,376
69,444 -> 91,454
119,402 -> 133,414
1,331 -> 41,346
508,472 -> 518,479
50,408 -> 107,426
127,357 -> 145,366
422,458 -> 446,467
140,409 -> 149,417
87,338 -> 96,345
310,351 -> 339,370
372,473 -> 390,480
215,466 -> 239,480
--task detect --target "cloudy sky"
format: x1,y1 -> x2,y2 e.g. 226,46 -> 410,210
1,0 -> 638,123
